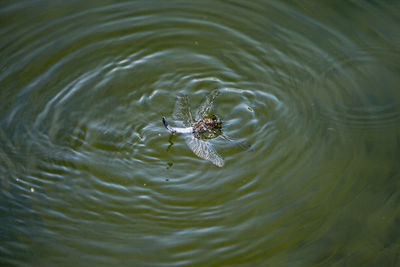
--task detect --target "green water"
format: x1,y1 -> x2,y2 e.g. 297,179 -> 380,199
1,1 -> 400,266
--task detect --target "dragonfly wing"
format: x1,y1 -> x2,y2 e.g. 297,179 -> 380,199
173,93 -> 194,127
221,134 -> 253,152
196,89 -> 219,120
186,136 -> 224,167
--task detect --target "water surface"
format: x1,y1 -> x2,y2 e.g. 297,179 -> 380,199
1,1 -> 400,266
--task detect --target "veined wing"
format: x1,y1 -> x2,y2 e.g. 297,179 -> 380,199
221,134 -> 253,152
186,136 -> 224,167
196,89 -> 219,120
173,93 -> 194,127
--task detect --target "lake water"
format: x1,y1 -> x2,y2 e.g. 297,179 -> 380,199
1,1 -> 400,266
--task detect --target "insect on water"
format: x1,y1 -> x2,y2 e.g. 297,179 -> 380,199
162,90 -> 252,167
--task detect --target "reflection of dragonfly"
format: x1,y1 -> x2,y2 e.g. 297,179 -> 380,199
162,90 -> 251,167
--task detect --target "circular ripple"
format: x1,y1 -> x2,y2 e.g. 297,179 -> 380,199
317,47 -> 400,131
1,1 -> 399,266
0,1 -> 332,265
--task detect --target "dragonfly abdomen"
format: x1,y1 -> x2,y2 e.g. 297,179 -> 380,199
162,117 -> 193,134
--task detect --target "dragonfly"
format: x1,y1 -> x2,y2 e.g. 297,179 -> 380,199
162,90 -> 251,167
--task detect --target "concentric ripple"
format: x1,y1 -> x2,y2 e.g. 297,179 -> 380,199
1,1 -> 400,266
316,47 -> 400,131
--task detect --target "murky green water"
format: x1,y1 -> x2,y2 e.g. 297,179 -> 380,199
1,1 -> 400,266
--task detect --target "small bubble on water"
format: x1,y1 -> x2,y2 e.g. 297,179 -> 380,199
30,188 -> 35,192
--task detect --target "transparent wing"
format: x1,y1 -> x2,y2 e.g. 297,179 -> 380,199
196,89 -> 219,120
173,94 -> 194,127
221,134 -> 253,152
186,136 -> 224,167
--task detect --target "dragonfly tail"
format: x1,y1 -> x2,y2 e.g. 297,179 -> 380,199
162,117 -> 176,133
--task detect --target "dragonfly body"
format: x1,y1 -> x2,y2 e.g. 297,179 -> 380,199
163,114 -> 222,139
